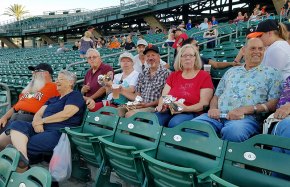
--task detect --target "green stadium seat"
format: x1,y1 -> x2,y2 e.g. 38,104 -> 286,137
7,166 -> 52,187
140,121 -> 227,187
0,147 -> 20,186
97,112 -> 162,186
199,134 -> 290,187
64,107 -> 120,167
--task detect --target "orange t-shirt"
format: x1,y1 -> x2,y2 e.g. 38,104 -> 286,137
109,41 -> 121,49
13,82 -> 60,113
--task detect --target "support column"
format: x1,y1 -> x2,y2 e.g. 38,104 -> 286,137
182,4 -> 190,24
32,37 -> 36,48
1,41 -> 4,48
63,34 -> 67,43
21,37 -> 25,48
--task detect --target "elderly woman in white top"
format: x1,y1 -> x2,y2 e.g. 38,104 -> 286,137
87,52 -> 139,116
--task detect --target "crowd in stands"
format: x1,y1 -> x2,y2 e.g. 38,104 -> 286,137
0,4 -> 290,182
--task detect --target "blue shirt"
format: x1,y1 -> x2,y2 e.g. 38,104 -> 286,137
43,90 -> 85,129
215,65 -> 282,113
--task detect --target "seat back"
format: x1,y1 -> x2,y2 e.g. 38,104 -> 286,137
141,121 -> 226,187
7,166 -> 52,187
67,107 -> 119,166
221,134 -> 290,187
82,106 -> 120,135
114,112 -> 162,150
101,112 -> 162,185
0,148 -> 20,186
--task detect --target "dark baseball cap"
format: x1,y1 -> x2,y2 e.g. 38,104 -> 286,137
143,44 -> 160,55
87,26 -> 95,30
28,63 -> 53,75
172,28 -> 182,33
247,19 -> 279,38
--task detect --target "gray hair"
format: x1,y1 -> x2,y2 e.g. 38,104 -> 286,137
58,70 -> 77,87
85,48 -> 100,58
174,44 -> 202,71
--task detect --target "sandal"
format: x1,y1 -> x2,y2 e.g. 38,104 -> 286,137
6,144 -> 30,173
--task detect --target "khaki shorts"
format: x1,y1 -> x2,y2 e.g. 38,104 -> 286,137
117,106 -> 155,117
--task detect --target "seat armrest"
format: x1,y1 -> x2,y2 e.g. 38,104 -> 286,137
209,174 -> 238,187
197,167 -> 222,182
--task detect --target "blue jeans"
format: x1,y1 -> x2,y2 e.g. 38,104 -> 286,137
272,118 -> 290,154
191,113 -> 260,142
271,118 -> 290,180
155,110 -> 197,128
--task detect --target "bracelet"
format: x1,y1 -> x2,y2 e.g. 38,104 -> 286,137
261,104 -> 269,113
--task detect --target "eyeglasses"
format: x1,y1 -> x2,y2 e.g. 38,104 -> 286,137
181,54 -> 196,58
34,69 -> 47,73
87,56 -> 99,60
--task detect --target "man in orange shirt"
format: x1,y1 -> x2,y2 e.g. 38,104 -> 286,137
109,36 -> 121,49
0,63 -> 59,137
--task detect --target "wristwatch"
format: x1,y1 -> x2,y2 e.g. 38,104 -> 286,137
253,105 -> 257,114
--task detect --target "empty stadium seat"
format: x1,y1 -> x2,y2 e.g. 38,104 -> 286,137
140,121 -> 227,187
97,112 -> 163,186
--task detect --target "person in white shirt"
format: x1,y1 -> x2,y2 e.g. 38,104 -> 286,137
198,18 -> 209,30
248,19 -> 290,80
133,39 -> 169,73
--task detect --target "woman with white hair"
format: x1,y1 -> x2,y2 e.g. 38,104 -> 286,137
2,70 -> 85,170
88,52 -> 139,114
79,31 -> 94,58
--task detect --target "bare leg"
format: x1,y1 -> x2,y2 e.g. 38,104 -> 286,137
10,130 -> 29,160
0,132 -> 12,150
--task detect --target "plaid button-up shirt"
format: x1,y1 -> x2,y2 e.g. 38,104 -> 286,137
136,65 -> 170,103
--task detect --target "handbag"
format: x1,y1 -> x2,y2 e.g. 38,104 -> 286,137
49,133 -> 72,182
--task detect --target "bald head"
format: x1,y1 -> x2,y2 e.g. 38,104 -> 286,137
244,38 -> 265,69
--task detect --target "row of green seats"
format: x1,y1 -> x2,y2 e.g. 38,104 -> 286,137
63,107 -> 290,187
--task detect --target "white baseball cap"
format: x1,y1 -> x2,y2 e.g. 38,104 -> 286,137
137,39 -> 148,47
119,52 -> 134,64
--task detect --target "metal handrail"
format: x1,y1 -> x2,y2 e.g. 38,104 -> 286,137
190,23 -> 234,38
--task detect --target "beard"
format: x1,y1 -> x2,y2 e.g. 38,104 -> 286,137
22,73 -> 46,93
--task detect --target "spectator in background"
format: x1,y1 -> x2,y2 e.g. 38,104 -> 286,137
109,36 -> 121,49
96,38 -> 103,48
72,41 -> 80,51
120,36 -> 126,48
2,70 -> 85,166
56,42 -> 70,53
186,20 -> 192,30
162,33 -> 175,48
199,18 -> 209,30
191,38 -> 282,142
253,4 -> 261,16
178,21 -> 185,30
172,28 -> 188,53
244,13 -> 249,21
178,38 -> 241,70
203,24 -> 218,48
248,19 -> 290,80
155,27 -> 162,34
82,48 -> 113,102
124,35 -> 136,50
155,44 -> 214,128
119,44 -> 170,117
234,12 -> 244,23
87,26 -> 96,47
134,40 -> 169,73
79,31 -> 94,58
249,9 -> 260,21
212,16 -> 218,25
